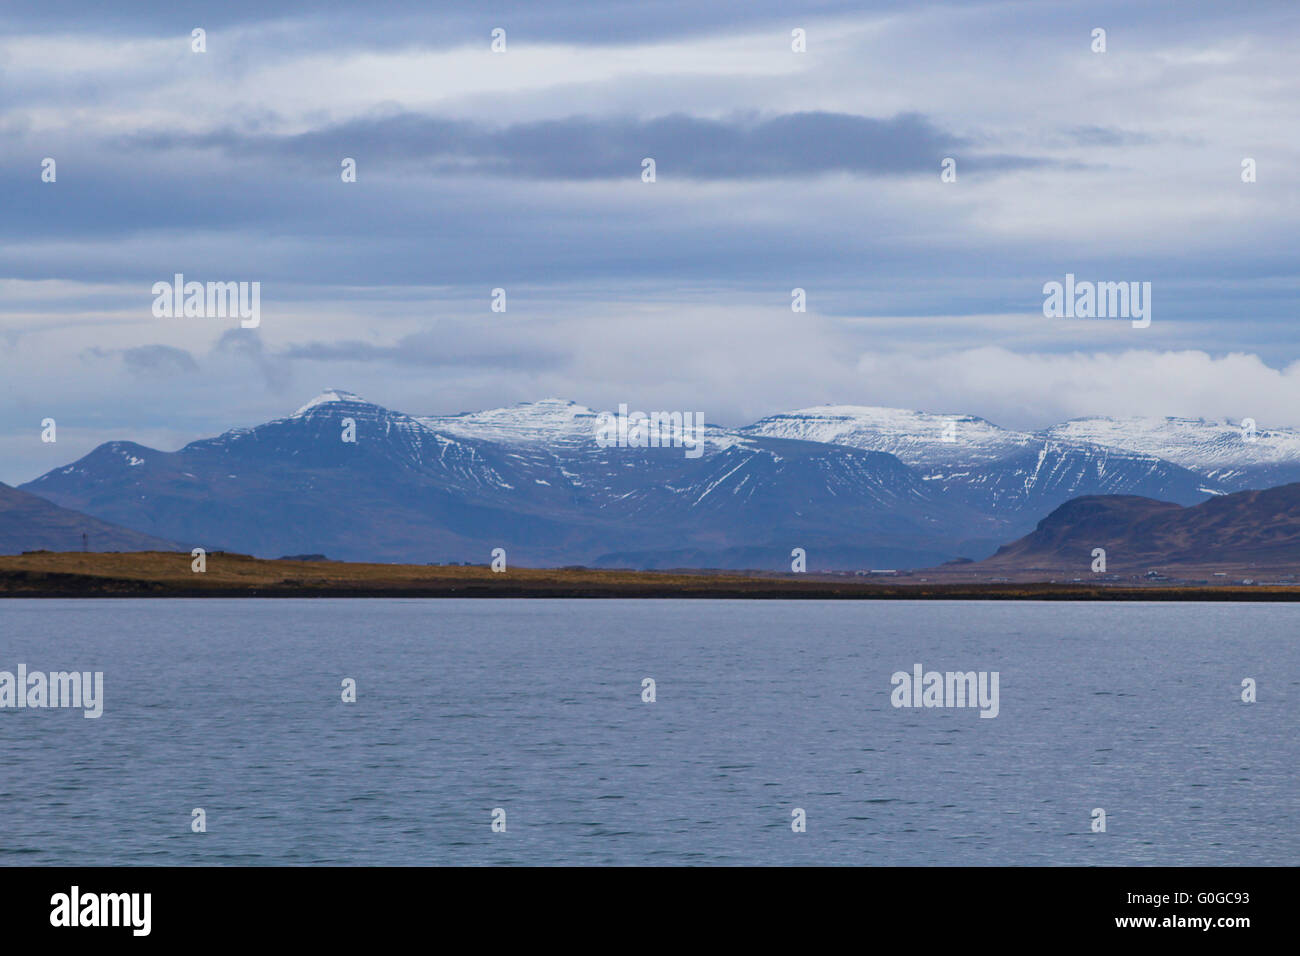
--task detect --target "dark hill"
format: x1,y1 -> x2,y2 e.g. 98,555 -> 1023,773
981,483 -> 1300,571
0,482 -> 180,555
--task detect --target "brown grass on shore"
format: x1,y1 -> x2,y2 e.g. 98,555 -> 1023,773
3,550 -> 1300,600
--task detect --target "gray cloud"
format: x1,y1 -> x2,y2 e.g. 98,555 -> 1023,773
121,344 -> 199,377
1,1 -> 981,44
281,329 -> 568,371
3,0 -> 1299,486
213,329 -> 292,394
1061,126 -> 1154,148
130,111 -> 1044,180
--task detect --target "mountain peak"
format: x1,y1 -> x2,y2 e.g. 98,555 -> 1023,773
1043,415 -> 1300,469
742,404 -> 1032,467
417,399 -> 599,444
292,389 -> 368,416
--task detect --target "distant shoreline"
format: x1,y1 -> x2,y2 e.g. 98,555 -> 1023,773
2,551 -> 1299,601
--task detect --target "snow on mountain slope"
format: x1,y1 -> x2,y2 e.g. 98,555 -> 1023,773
418,399 -> 601,446
742,406 -> 1300,492
419,399 -> 750,454
21,390 -> 988,566
941,440 -> 1220,516
1043,417 -> 1300,470
203,388 -> 521,494
22,388 -> 1299,568
741,405 -> 1033,467
293,388 -> 367,417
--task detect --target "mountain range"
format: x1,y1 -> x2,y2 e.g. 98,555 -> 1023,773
12,389 -> 1300,569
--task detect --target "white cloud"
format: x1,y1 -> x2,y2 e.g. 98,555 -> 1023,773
853,347 -> 1300,429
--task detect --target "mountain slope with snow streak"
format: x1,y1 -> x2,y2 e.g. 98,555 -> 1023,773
25,390 -> 1300,569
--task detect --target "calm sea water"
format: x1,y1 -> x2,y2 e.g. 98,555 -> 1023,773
0,599 -> 1295,866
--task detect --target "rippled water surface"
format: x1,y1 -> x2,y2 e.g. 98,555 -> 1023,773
1,599 -> 1295,865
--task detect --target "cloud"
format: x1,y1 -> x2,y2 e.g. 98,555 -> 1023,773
852,348 -> 1300,428
125,110 -> 1044,180
120,344 -> 199,377
1059,126 -> 1154,147
0,1 -> 943,44
281,328 -> 568,370
2,0 -> 1299,487
213,329 -> 292,394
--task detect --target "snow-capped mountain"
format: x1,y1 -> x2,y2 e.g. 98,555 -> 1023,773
1042,416 -> 1300,488
745,405 -> 1300,494
419,398 -> 752,459
417,398 -> 601,447
937,441 -> 1218,514
19,390 -> 1300,569
23,391 -> 992,567
740,405 -> 1229,520
742,405 -> 1033,467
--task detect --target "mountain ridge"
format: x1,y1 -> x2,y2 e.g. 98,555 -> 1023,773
16,389 -> 1299,569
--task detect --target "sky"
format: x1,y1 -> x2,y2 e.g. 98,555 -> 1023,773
2,0 -> 1299,484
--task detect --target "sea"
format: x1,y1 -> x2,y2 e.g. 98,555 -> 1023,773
0,599 -> 1295,865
